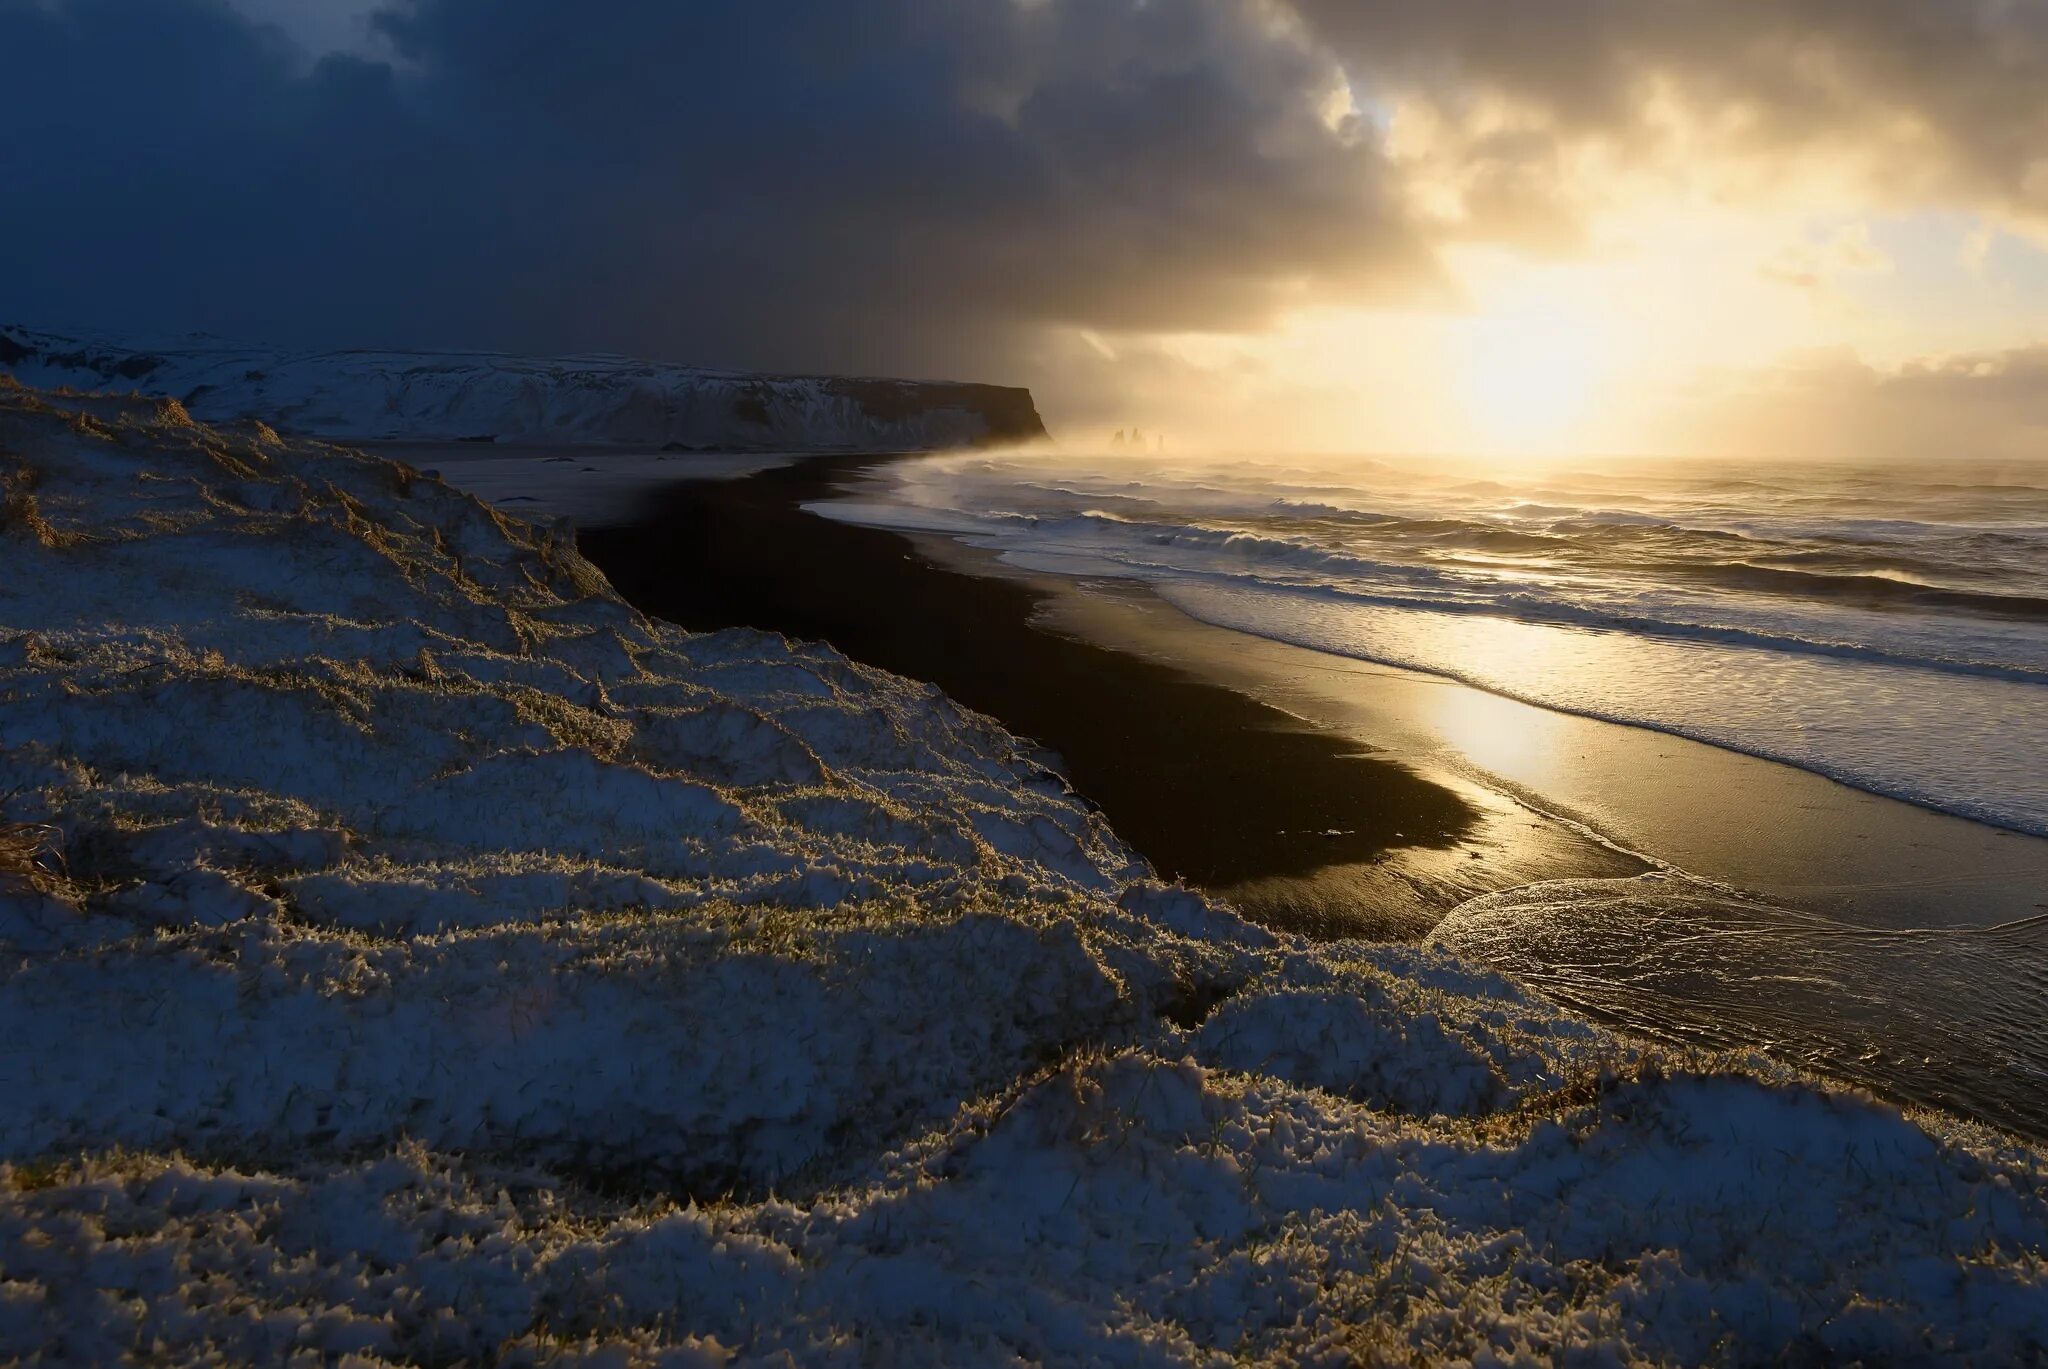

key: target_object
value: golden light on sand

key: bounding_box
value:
[1423,653,1566,790]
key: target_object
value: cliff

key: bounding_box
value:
[0,324,1049,450]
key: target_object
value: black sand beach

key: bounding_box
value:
[578,455,1644,935]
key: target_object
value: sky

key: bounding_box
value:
[6,0,2048,459]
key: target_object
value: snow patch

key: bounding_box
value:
[1,324,1048,452]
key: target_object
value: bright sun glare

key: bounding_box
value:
[1453,301,1611,452]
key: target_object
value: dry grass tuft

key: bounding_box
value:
[0,464,57,546]
[152,397,195,428]
[0,822,58,892]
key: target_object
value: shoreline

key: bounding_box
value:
[576,454,1648,937]
[1013,556,2048,931]
[579,451,2048,933]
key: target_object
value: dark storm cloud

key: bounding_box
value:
[0,0,1430,378]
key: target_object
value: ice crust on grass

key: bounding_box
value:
[1,381,2046,1364]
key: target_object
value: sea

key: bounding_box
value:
[821,448,2048,839]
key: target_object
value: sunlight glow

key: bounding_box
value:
[1054,203,2048,459]
[1453,300,1612,452]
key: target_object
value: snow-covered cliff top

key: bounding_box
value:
[0,324,1049,451]
[1,382,2045,1363]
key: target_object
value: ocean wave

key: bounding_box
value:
[946,506,2048,677]
[1512,505,1676,529]
[1149,574,2048,685]
[1669,561,2048,620]
[1156,580,2048,837]
[845,450,2048,835]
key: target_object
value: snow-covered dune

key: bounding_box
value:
[2,381,2046,1363]
[0,324,1049,450]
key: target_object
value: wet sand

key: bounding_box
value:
[1025,571,2048,930]
[578,456,1644,936]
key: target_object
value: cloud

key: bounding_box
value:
[0,0,1436,383]
[1296,0,2048,239]
[7,0,2048,454]
[225,0,380,55]
[1690,344,2048,462]
[1761,223,1893,293]
[1884,347,2048,423]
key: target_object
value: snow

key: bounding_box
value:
[0,324,1049,452]
[2,380,2047,1363]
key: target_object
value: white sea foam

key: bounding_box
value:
[820,450,2048,834]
